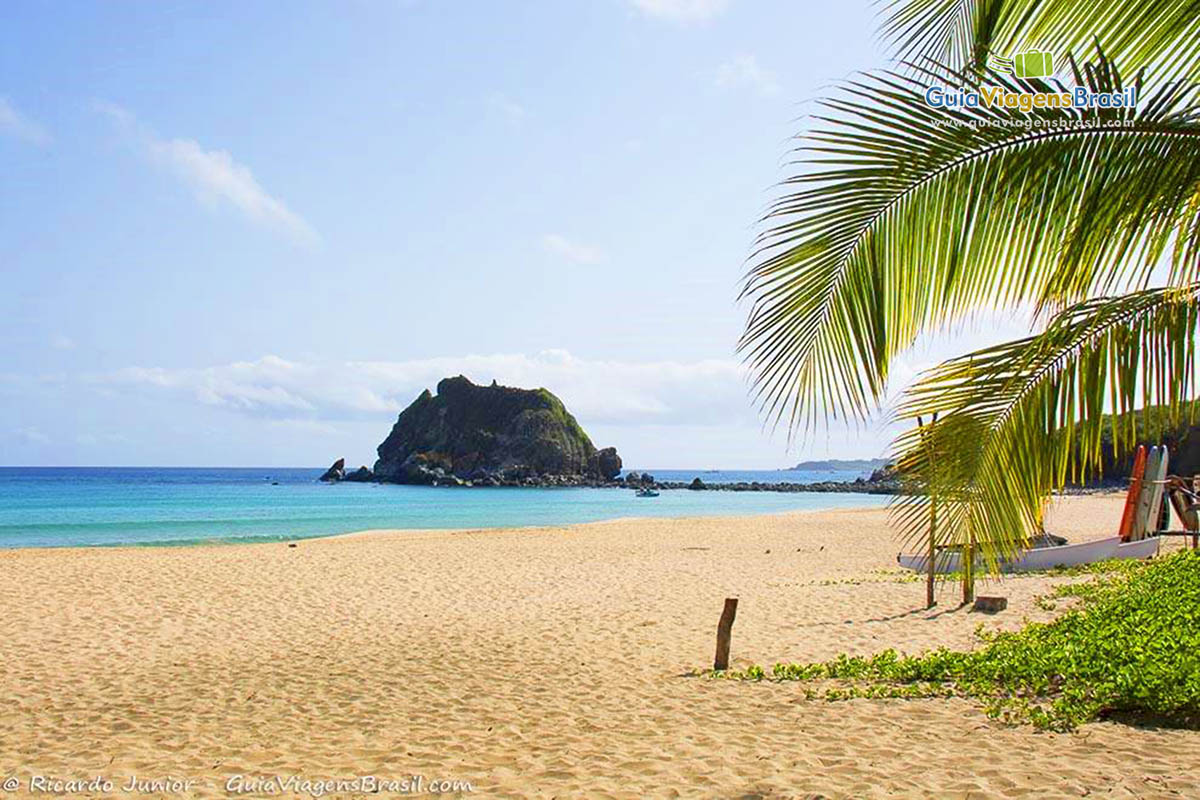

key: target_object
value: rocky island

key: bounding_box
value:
[319,375,900,493]
[323,376,622,487]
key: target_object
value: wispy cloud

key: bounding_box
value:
[76,431,129,447]
[12,427,50,445]
[630,0,729,22]
[540,233,604,265]
[0,97,50,145]
[50,334,76,351]
[715,54,779,96]
[93,350,755,428]
[486,92,526,126]
[94,101,318,246]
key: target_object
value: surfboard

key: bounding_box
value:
[1131,446,1162,541]
[1145,448,1170,536]
[1118,445,1147,542]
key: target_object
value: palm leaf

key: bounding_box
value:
[891,284,1200,566]
[879,0,1200,79]
[740,53,1200,433]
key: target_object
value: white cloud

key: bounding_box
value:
[630,0,728,22]
[13,427,49,445]
[50,334,76,350]
[94,350,756,429]
[487,92,525,125]
[715,54,779,96]
[0,97,50,145]
[540,233,604,265]
[95,101,318,245]
[76,432,129,447]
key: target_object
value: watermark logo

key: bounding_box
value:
[990,51,1055,79]
[925,47,1136,113]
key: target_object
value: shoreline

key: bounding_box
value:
[0,485,1127,554]
[0,502,890,555]
[1,495,1196,796]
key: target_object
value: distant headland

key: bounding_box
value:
[787,458,888,473]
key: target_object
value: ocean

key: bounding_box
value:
[0,467,890,549]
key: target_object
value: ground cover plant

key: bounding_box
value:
[710,552,1200,731]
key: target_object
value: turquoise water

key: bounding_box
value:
[0,467,890,549]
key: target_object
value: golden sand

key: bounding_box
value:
[0,494,1197,798]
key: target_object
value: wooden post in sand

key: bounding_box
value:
[963,532,975,605]
[713,598,738,671]
[918,414,938,609]
[927,499,938,609]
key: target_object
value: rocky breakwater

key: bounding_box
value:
[322,376,623,487]
[627,469,900,495]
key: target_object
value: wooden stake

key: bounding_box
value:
[927,502,937,609]
[919,414,938,609]
[713,598,738,671]
[963,532,975,605]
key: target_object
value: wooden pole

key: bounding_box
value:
[713,598,738,671]
[928,501,938,609]
[919,414,938,609]
[963,532,975,605]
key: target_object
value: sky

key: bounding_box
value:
[0,0,1031,469]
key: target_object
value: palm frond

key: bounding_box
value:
[879,0,1200,79]
[879,0,1006,72]
[891,284,1200,566]
[740,53,1200,433]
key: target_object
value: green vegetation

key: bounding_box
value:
[1075,401,1200,482]
[738,0,1200,577]
[373,376,621,481]
[708,552,1200,731]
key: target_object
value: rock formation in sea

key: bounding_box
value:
[371,376,623,487]
[344,466,375,482]
[319,458,346,482]
[320,376,904,493]
[319,458,374,483]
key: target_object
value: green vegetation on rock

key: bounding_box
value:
[1076,401,1200,482]
[372,376,621,485]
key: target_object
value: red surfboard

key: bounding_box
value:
[1119,445,1148,542]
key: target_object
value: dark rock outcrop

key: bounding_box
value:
[319,458,346,482]
[372,376,621,486]
[1084,424,1200,484]
[868,463,898,484]
[652,477,898,494]
[344,466,374,482]
[590,447,623,481]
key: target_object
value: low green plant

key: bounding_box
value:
[706,552,1200,730]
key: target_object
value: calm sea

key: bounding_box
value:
[0,467,889,549]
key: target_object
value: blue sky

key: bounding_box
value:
[0,0,1028,468]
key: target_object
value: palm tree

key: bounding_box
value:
[739,1,1200,589]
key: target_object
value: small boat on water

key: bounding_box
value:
[636,487,660,498]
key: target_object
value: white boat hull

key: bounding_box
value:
[897,535,1159,574]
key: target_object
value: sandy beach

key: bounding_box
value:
[1,494,1197,798]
